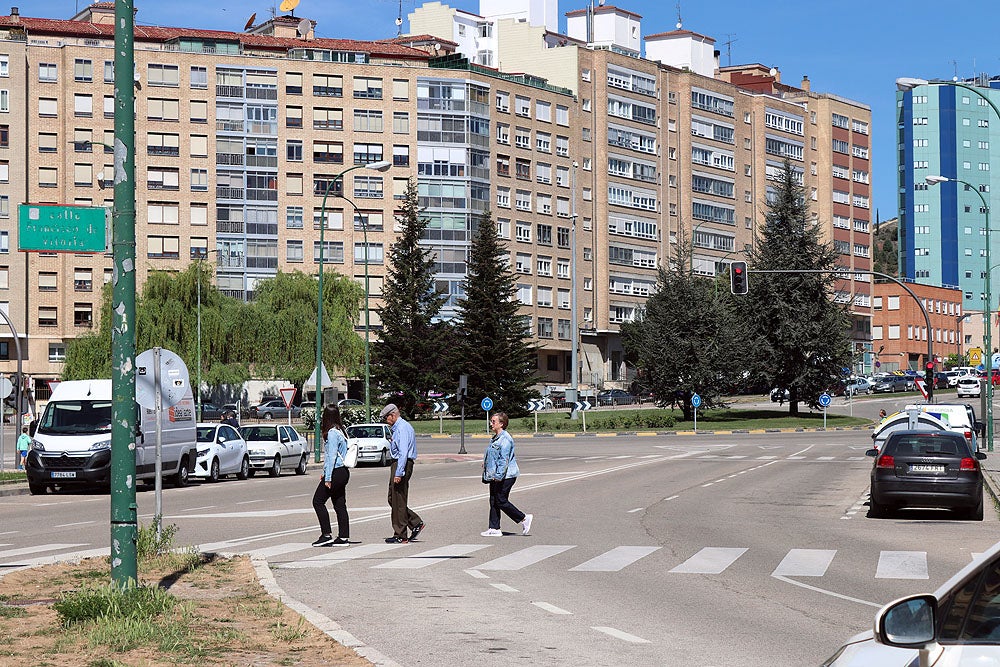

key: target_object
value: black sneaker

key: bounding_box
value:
[409,522,426,541]
[331,537,350,546]
[384,536,408,544]
[312,534,334,547]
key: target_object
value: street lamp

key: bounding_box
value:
[336,193,375,422]
[926,174,993,450]
[314,161,390,458]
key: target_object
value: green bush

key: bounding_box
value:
[135,517,178,560]
[54,582,176,627]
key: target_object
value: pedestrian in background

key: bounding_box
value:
[380,403,424,544]
[481,412,532,537]
[221,410,240,429]
[16,425,30,470]
[311,405,351,547]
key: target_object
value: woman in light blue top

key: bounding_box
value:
[481,412,533,537]
[311,405,350,546]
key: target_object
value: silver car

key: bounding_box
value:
[346,423,392,466]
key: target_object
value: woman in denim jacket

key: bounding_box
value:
[480,411,533,537]
[311,405,351,547]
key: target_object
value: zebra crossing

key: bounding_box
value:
[0,540,973,583]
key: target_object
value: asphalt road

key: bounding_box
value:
[2,429,998,666]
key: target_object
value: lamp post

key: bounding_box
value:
[569,161,579,417]
[336,193,374,422]
[927,174,992,450]
[314,161,390,457]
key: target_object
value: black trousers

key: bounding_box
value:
[313,466,350,538]
[489,477,525,529]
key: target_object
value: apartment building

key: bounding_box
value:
[871,281,963,371]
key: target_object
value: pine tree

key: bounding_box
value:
[741,161,852,415]
[371,179,449,417]
[454,210,539,416]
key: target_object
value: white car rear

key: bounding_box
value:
[956,376,981,398]
[240,424,308,477]
[345,423,392,466]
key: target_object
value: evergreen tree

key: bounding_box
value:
[740,161,852,414]
[454,210,539,416]
[621,236,736,421]
[371,179,449,417]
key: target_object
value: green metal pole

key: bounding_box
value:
[110,0,138,587]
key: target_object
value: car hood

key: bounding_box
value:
[826,629,916,665]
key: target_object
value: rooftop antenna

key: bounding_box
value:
[722,34,737,66]
[396,0,403,35]
[675,1,682,29]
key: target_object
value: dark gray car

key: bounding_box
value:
[873,375,912,393]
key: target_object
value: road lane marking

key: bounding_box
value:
[533,601,572,615]
[669,547,747,574]
[627,507,643,513]
[772,574,881,608]
[772,549,837,577]
[53,521,95,528]
[665,495,679,501]
[569,546,660,572]
[591,627,650,643]
[0,543,88,559]
[373,544,489,569]
[876,551,928,579]
[477,545,574,571]
[490,583,519,592]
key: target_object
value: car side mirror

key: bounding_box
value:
[876,595,937,649]
[865,448,878,457]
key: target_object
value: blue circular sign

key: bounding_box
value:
[818,392,831,407]
[481,396,493,411]
[691,393,702,408]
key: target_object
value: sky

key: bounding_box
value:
[31,1,1000,221]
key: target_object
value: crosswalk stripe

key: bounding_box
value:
[477,545,575,571]
[248,543,312,559]
[0,543,87,560]
[280,543,406,569]
[592,626,650,644]
[669,547,747,574]
[772,549,837,577]
[756,456,778,460]
[373,544,489,569]
[818,456,835,461]
[569,546,660,572]
[533,601,572,615]
[876,551,928,579]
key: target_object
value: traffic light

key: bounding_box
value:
[730,261,748,295]
[925,361,935,400]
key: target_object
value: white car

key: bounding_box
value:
[824,538,1000,665]
[956,375,982,398]
[346,423,392,466]
[239,424,309,477]
[194,423,249,482]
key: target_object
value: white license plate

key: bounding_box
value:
[50,471,77,479]
[910,464,945,473]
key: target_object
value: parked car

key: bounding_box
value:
[872,375,912,393]
[770,387,790,403]
[596,389,637,406]
[866,429,985,520]
[904,402,982,451]
[239,424,308,477]
[823,537,1000,665]
[194,423,249,482]
[843,377,873,396]
[198,402,226,421]
[933,371,951,389]
[250,399,301,420]
[957,375,982,398]
[345,423,392,466]
[976,369,1000,386]
[338,398,364,408]
[946,370,964,387]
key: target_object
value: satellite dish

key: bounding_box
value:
[297,17,311,37]
[244,12,256,30]
[279,0,300,12]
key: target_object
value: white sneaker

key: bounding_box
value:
[521,514,533,535]
[480,528,502,537]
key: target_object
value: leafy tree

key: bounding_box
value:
[371,179,449,417]
[453,210,539,416]
[739,161,853,414]
[621,238,736,421]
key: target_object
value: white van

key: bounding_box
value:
[904,402,983,451]
[25,379,198,495]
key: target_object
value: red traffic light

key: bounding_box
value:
[925,362,935,370]
[730,261,749,295]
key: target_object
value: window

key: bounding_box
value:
[313,241,344,263]
[38,167,57,187]
[537,287,553,307]
[147,63,180,87]
[353,142,383,164]
[39,98,58,117]
[190,169,208,191]
[537,317,553,338]
[536,100,551,122]
[147,98,179,121]
[393,112,409,134]
[515,221,531,242]
[353,76,383,99]
[39,272,58,292]
[190,66,207,89]
[515,252,531,274]
[287,139,303,162]
[496,91,510,112]
[0,266,7,290]
[286,239,304,263]
[74,303,93,328]
[286,105,302,128]
[392,79,409,100]
[313,140,343,164]
[148,236,180,258]
[313,73,343,97]
[39,306,57,327]
[313,107,343,130]
[38,63,57,82]
[354,109,384,132]
[517,284,532,305]
[353,175,383,198]
[515,95,530,116]
[0,55,6,77]
[190,100,208,123]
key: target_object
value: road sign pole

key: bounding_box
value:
[694,406,698,433]
[823,406,827,429]
[535,410,538,434]
[153,347,163,542]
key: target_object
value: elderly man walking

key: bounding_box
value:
[380,403,425,544]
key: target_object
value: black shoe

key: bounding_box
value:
[312,534,334,547]
[331,537,351,546]
[385,536,408,544]
[409,522,425,541]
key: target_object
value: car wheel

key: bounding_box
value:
[28,481,47,495]
[269,455,281,478]
[869,496,888,518]
[967,492,985,521]
[247,469,256,478]
[236,456,250,480]
[379,450,388,467]
[263,412,273,421]
[208,458,221,483]
[172,456,190,488]
[295,454,308,475]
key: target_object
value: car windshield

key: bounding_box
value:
[347,425,384,439]
[196,426,218,443]
[241,426,278,441]
[37,400,112,435]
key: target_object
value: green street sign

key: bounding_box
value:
[18,204,108,253]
